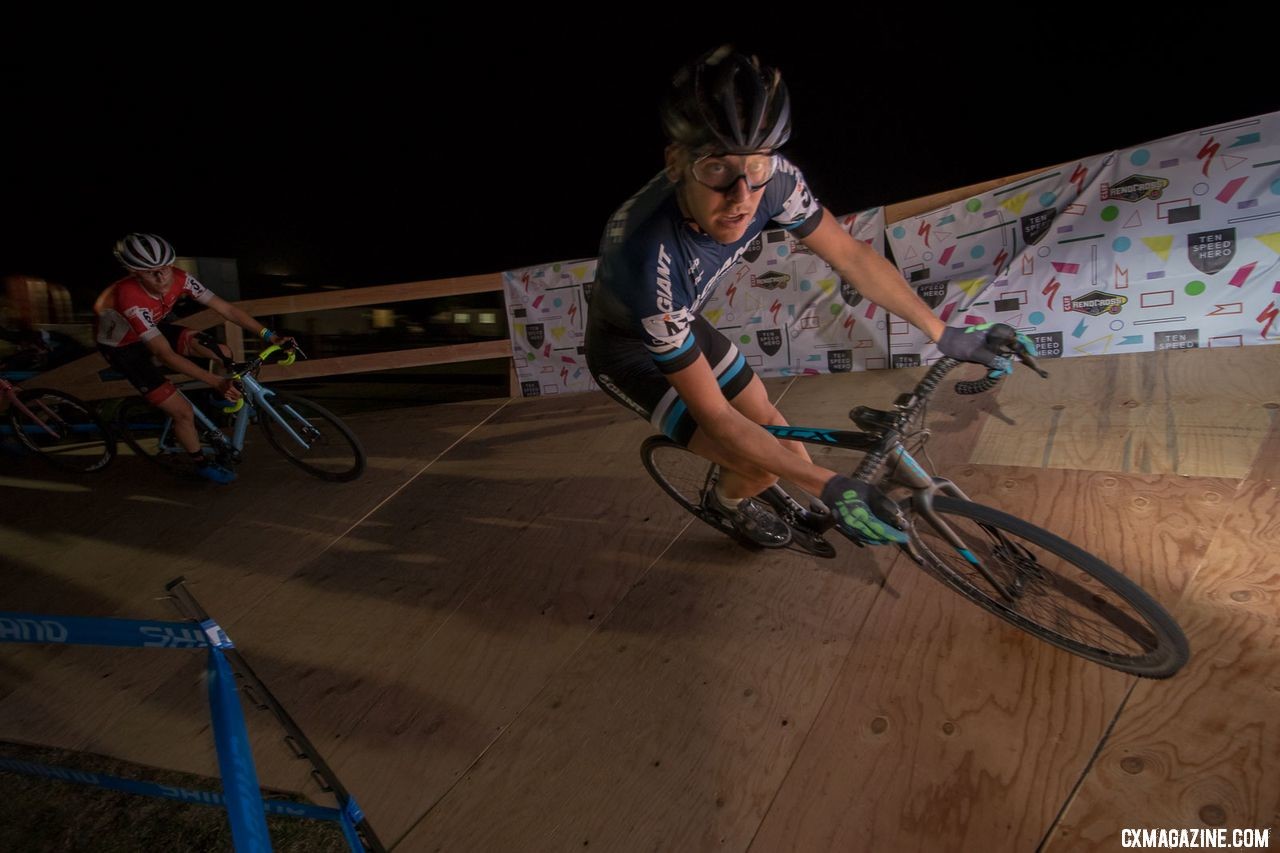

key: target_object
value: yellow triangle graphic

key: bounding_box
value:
[704,308,725,324]
[1255,232,1280,255]
[818,278,837,295]
[551,327,566,341]
[1141,236,1173,263]
[956,277,988,299]
[1073,333,1114,355]
[999,192,1031,216]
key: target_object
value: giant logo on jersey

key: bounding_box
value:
[1188,228,1235,275]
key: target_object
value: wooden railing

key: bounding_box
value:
[33,166,1056,402]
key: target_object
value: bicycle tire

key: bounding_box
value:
[8,388,115,473]
[640,435,767,549]
[257,392,365,482]
[903,495,1189,678]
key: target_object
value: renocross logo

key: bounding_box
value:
[1063,290,1128,316]
[1102,175,1170,202]
[1121,827,1271,848]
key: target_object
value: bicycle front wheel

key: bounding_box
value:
[8,388,115,473]
[257,392,365,482]
[904,495,1188,678]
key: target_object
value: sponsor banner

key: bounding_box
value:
[884,110,1280,362]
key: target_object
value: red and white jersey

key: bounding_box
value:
[95,269,215,347]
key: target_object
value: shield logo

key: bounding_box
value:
[757,328,783,356]
[520,381,541,397]
[742,235,764,263]
[581,279,595,303]
[916,281,947,309]
[1021,209,1057,245]
[839,279,863,308]
[1187,229,1235,275]
[526,323,545,348]
[827,349,853,373]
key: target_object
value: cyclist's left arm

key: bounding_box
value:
[203,294,294,347]
[798,209,945,342]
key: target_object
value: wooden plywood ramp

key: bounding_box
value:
[1,345,1277,850]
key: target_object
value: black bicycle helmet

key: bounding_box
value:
[660,45,792,153]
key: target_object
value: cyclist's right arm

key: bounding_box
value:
[142,335,236,399]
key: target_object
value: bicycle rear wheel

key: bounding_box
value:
[640,435,763,549]
[8,388,115,473]
[903,495,1188,678]
[112,396,183,467]
[257,392,365,482]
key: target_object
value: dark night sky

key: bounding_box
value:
[4,19,1275,300]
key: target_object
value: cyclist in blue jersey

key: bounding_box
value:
[586,46,1026,548]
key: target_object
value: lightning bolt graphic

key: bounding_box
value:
[1197,136,1220,178]
[1042,277,1061,309]
[1070,163,1088,196]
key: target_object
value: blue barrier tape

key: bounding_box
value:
[0,612,211,649]
[207,647,272,852]
[199,617,235,649]
[0,757,344,821]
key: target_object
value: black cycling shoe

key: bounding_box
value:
[702,490,792,549]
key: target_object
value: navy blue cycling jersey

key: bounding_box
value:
[588,155,823,374]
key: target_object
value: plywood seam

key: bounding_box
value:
[1036,679,1138,853]
[387,515,699,850]
[231,399,512,626]
[746,552,913,852]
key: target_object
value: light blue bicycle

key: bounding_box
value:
[111,343,365,482]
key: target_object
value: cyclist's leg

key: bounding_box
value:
[100,340,200,454]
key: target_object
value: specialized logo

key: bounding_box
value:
[1101,175,1169,203]
[1021,209,1057,245]
[751,272,790,290]
[756,328,782,356]
[525,323,545,348]
[1187,228,1235,275]
[1063,290,1128,316]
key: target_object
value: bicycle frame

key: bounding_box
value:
[2,380,78,439]
[151,374,317,460]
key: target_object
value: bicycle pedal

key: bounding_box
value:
[788,527,837,559]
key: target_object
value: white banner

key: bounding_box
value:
[885,111,1280,363]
